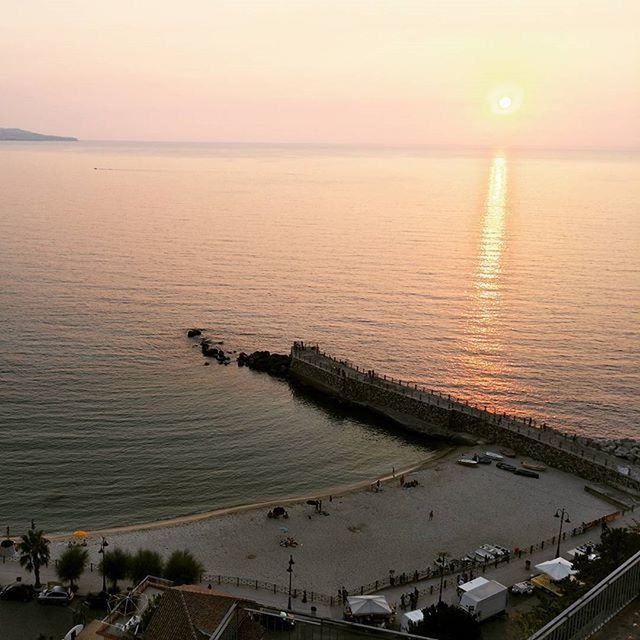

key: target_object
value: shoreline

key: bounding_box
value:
[48,446,457,541]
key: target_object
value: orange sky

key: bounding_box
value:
[2,0,639,148]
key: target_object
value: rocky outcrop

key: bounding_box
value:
[200,340,231,364]
[187,328,202,338]
[237,351,291,378]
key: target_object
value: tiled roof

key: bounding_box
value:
[145,586,263,640]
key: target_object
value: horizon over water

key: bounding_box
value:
[1,141,638,532]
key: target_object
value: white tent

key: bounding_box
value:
[399,609,423,632]
[347,595,392,616]
[458,577,490,593]
[534,557,577,582]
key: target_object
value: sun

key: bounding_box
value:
[489,86,523,116]
[498,95,512,111]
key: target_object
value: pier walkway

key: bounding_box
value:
[290,343,640,489]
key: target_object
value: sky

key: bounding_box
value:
[2,0,639,148]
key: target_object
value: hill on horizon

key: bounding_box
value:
[0,128,77,142]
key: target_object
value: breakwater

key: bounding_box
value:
[290,343,640,494]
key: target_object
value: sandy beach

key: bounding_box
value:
[42,447,617,595]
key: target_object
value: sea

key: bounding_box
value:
[0,142,638,533]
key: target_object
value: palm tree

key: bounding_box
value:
[18,529,50,588]
[56,546,89,589]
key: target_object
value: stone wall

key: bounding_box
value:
[290,354,640,495]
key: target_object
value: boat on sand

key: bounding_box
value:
[457,458,479,467]
[522,462,546,472]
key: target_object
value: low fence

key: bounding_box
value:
[200,508,636,612]
[528,549,640,640]
[202,573,336,606]
[344,509,633,599]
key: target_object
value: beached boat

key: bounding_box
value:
[484,451,504,461]
[514,468,539,479]
[500,448,517,458]
[522,462,546,472]
[457,458,479,467]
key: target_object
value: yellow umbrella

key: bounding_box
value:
[73,530,88,539]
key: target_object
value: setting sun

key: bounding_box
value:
[489,86,523,116]
[498,96,512,110]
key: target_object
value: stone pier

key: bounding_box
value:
[290,343,640,494]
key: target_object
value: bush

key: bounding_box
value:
[129,549,164,585]
[163,549,204,585]
[100,548,131,590]
[411,602,481,640]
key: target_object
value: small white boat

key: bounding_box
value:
[484,451,504,461]
[457,458,479,467]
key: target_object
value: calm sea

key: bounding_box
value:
[0,142,638,532]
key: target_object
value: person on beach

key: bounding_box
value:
[400,593,406,610]
[376,479,381,491]
[429,510,434,520]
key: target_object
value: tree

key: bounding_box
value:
[411,602,481,640]
[100,548,131,591]
[56,545,89,589]
[129,549,164,585]
[163,550,204,585]
[572,527,640,588]
[18,529,50,588]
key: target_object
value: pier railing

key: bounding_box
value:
[290,344,640,487]
[527,549,640,640]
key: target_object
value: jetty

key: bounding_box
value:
[290,343,640,493]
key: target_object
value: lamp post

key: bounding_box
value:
[435,552,449,604]
[554,508,570,558]
[287,555,295,610]
[98,536,109,592]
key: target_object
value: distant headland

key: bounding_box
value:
[0,127,77,142]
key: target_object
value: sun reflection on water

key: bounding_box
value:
[462,154,510,402]
[477,154,507,308]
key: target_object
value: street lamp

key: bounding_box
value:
[435,552,449,604]
[98,536,109,592]
[554,508,570,558]
[286,555,295,610]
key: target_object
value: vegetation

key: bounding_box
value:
[513,525,640,639]
[163,549,204,585]
[571,525,640,588]
[56,545,89,589]
[18,530,50,588]
[100,548,131,591]
[411,602,481,640]
[129,549,164,584]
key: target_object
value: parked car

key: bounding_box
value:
[480,544,505,558]
[0,582,35,602]
[473,548,496,563]
[37,586,74,606]
[511,581,534,595]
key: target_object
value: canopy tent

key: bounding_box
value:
[399,609,423,632]
[347,595,392,616]
[535,557,577,582]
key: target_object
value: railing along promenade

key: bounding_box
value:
[528,549,640,640]
[290,344,640,489]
